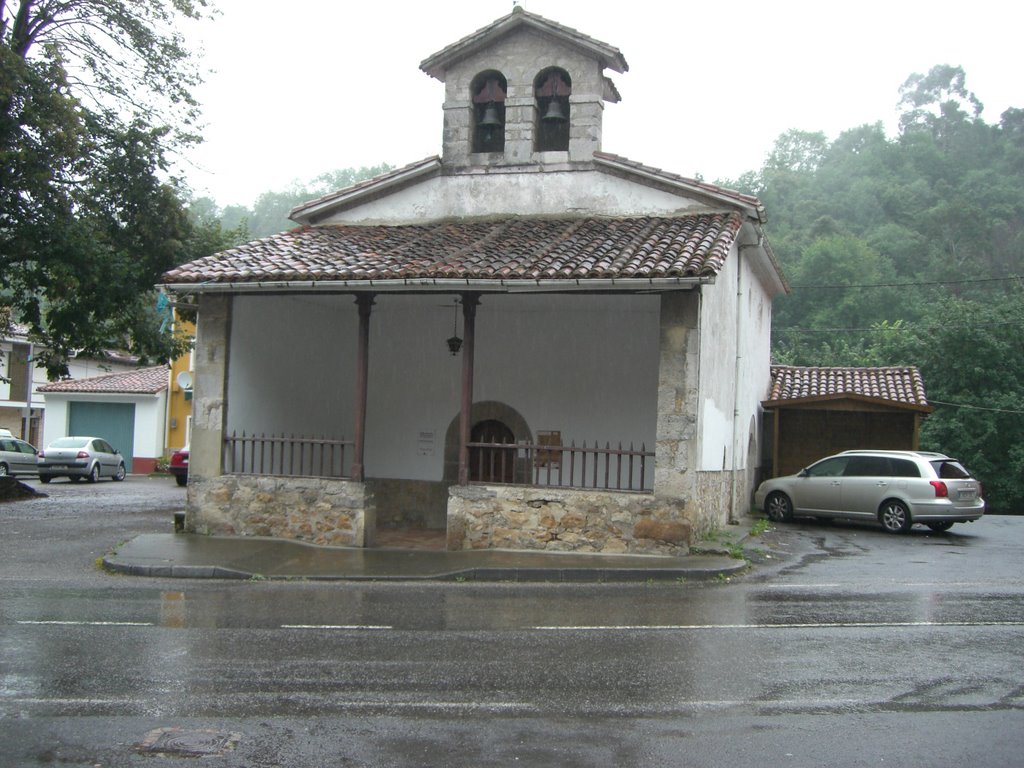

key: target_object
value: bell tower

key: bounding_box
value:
[419,7,627,170]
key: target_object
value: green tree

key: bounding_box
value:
[898,65,983,144]
[220,165,395,239]
[772,234,902,364]
[864,292,1024,513]
[0,0,212,376]
[755,65,1024,510]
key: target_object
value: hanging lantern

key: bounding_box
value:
[446,299,462,355]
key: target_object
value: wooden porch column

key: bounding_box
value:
[457,293,480,485]
[351,293,375,482]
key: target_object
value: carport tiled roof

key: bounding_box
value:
[764,366,931,411]
[37,365,168,395]
[160,213,744,286]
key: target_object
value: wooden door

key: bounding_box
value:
[470,419,515,483]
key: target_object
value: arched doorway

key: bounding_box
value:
[442,401,532,485]
[469,419,515,483]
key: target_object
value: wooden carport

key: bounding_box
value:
[762,366,934,478]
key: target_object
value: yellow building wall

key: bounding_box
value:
[166,317,195,451]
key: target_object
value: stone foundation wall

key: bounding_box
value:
[447,485,691,556]
[186,475,373,547]
[368,478,448,529]
[689,471,735,537]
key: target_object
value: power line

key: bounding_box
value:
[775,319,1024,334]
[929,403,1024,415]
[789,275,1022,290]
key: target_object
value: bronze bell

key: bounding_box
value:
[479,103,502,127]
[542,99,567,123]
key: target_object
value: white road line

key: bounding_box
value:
[16,620,154,627]
[761,583,843,588]
[763,582,1008,588]
[533,621,1024,630]
[7,697,534,712]
[280,624,393,630]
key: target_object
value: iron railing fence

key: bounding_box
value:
[224,432,353,479]
[223,432,654,491]
[467,439,654,492]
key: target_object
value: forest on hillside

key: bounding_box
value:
[199,66,1022,513]
[722,65,1023,513]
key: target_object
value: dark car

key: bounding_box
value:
[169,446,189,487]
[37,436,126,484]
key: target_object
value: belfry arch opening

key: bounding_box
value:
[534,67,571,152]
[471,70,507,153]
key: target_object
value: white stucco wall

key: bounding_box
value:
[695,238,775,474]
[226,293,661,482]
[317,169,714,226]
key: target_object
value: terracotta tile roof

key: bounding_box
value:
[38,365,168,395]
[161,213,743,286]
[765,366,931,411]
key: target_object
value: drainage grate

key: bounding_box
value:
[136,728,241,757]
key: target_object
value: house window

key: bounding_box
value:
[534,68,571,152]
[471,71,506,153]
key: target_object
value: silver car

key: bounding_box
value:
[754,450,984,533]
[0,437,39,477]
[37,436,127,484]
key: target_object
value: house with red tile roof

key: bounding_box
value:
[37,366,170,474]
[158,8,788,553]
[1,325,145,447]
[763,366,933,478]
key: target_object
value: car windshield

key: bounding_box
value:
[50,437,90,449]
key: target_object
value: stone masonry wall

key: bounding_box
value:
[441,25,606,168]
[186,475,373,547]
[447,485,691,556]
[690,470,734,539]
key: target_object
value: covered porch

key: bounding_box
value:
[183,288,700,555]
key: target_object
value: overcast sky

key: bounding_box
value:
[182,0,1020,208]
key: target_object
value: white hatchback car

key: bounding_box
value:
[754,450,985,533]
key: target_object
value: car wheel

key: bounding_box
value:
[879,500,912,534]
[39,475,51,484]
[175,474,188,487]
[113,463,126,482]
[0,462,8,477]
[86,464,99,484]
[765,492,794,522]
[927,521,955,532]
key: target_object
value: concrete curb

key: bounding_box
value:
[102,532,754,583]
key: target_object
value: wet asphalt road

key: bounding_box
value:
[1,477,1023,767]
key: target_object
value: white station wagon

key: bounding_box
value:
[754,450,985,533]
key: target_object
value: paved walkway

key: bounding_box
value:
[104,524,754,582]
